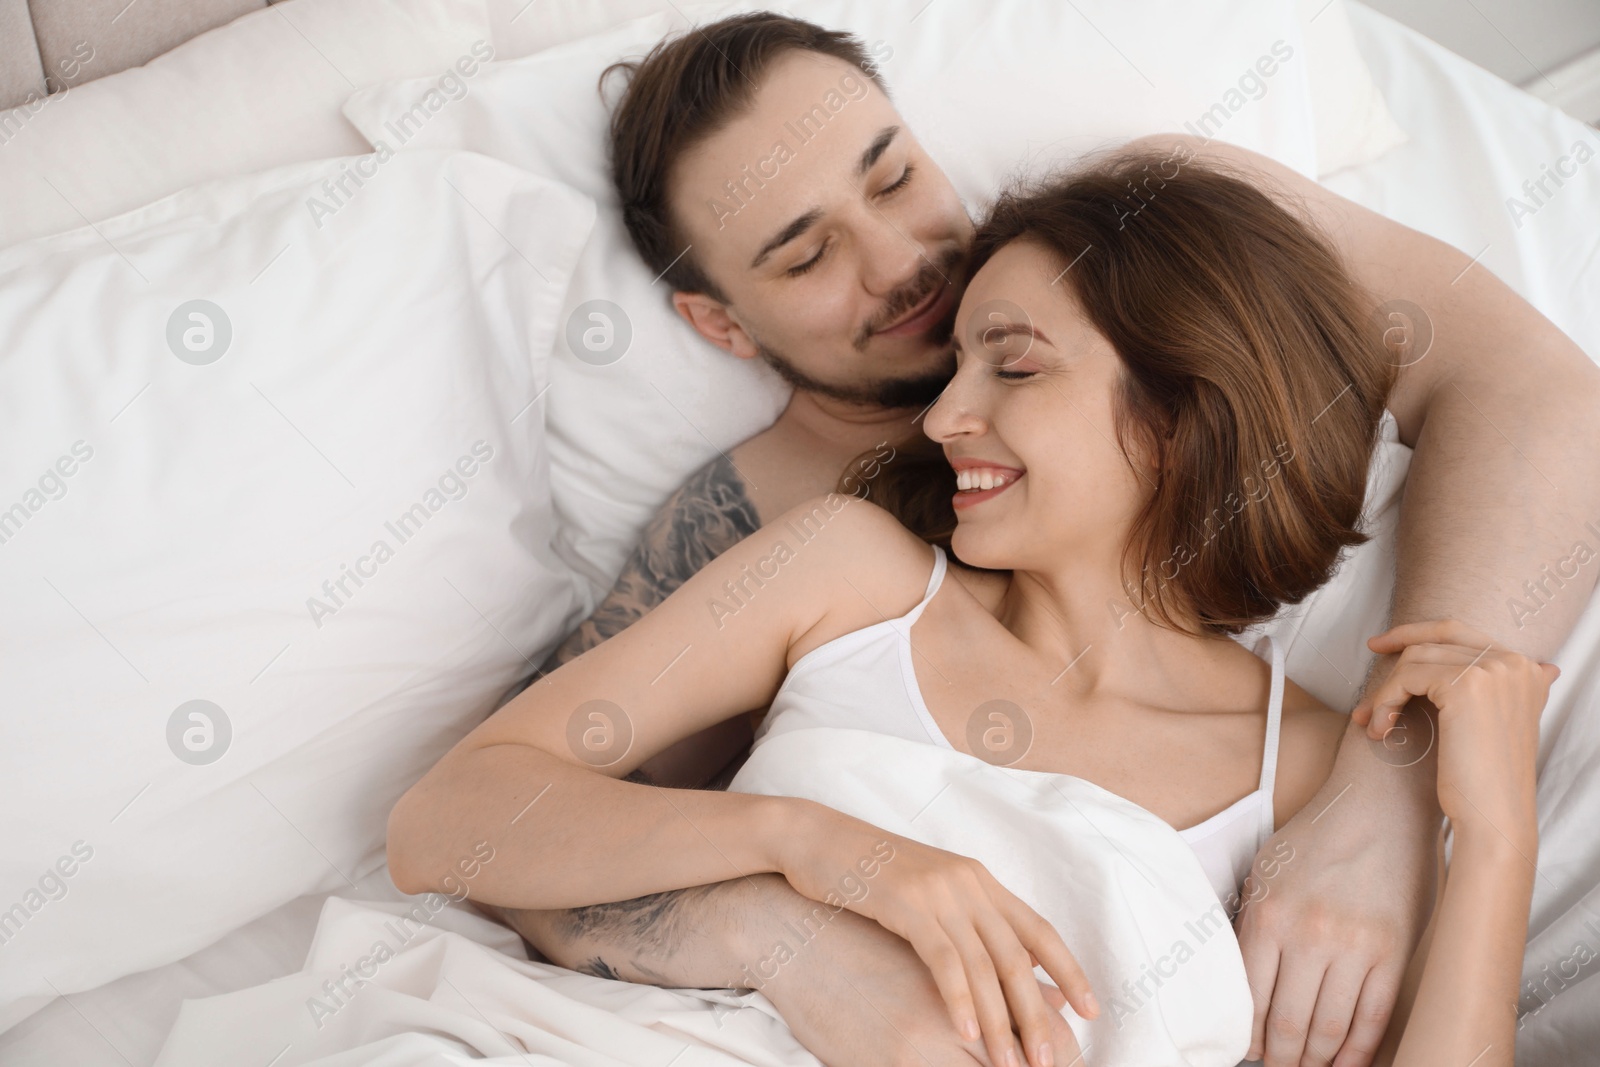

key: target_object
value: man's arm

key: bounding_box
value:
[537,453,763,790]
[1138,134,1600,1067]
[544,453,762,670]
[498,883,745,985]
[493,452,764,978]
[494,874,1083,1067]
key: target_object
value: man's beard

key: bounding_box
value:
[756,341,955,409]
[752,246,964,409]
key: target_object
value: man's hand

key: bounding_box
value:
[1235,691,1440,1067]
[504,872,1083,1067]
[757,888,1083,1067]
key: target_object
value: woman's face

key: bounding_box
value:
[925,240,1157,575]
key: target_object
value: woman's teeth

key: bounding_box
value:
[956,468,1020,492]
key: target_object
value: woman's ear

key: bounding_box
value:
[671,291,759,360]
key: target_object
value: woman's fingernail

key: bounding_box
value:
[1085,992,1100,1016]
[1038,1042,1055,1067]
[962,1018,979,1041]
[1005,1048,1020,1067]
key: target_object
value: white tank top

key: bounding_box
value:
[753,543,1285,908]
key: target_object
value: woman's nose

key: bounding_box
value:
[924,372,987,442]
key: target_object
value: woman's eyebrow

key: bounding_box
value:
[973,320,1054,347]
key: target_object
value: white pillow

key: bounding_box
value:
[1299,0,1409,175]
[0,150,594,1008]
[0,0,492,250]
[483,0,1407,179]
[486,0,669,59]
[343,0,1321,597]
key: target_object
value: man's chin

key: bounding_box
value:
[757,344,952,410]
[869,370,951,410]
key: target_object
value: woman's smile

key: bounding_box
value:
[952,467,1024,509]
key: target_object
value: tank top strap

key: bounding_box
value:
[1253,632,1286,837]
[899,543,948,627]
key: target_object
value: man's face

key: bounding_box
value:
[669,50,973,409]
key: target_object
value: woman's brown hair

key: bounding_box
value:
[840,145,1396,637]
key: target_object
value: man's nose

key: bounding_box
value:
[855,212,927,297]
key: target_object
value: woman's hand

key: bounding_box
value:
[1354,619,1558,840]
[777,806,1097,1067]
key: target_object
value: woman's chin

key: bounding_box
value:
[949,529,1009,572]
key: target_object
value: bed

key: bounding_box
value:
[1,1,1596,1064]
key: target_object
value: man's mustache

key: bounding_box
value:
[854,247,965,351]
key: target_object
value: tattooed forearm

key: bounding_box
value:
[506,881,743,987]
[576,956,623,981]
[559,884,720,963]
[499,458,765,985]
[540,454,761,672]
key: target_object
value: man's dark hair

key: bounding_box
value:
[604,13,887,301]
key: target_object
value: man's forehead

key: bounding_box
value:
[745,48,879,105]
[669,50,906,256]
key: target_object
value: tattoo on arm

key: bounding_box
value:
[556,882,731,986]
[503,459,763,984]
[577,956,623,981]
[540,454,761,673]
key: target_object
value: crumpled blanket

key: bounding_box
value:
[154,894,824,1067]
[154,725,1250,1067]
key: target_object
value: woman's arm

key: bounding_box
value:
[391,493,1099,1067]
[1392,827,1535,1067]
[1350,619,1555,1067]
[386,493,871,906]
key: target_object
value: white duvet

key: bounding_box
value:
[154,727,1250,1067]
[731,728,1255,1066]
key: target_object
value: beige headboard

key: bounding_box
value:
[0,0,273,110]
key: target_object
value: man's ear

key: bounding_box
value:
[672,291,759,361]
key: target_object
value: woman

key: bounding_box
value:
[388,151,1550,1067]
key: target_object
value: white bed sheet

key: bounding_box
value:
[4,4,1598,1065]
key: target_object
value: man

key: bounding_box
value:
[480,14,1600,1067]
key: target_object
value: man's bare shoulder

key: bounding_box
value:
[540,452,762,671]
[612,452,763,603]
[728,409,920,520]
[1112,133,1328,228]
[1117,131,1430,282]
